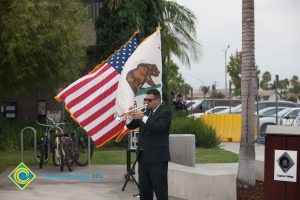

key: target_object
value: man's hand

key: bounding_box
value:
[132,111,144,120]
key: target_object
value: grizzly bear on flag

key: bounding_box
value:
[126,63,160,94]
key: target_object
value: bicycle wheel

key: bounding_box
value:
[39,139,46,169]
[58,141,64,171]
[75,137,93,166]
[61,137,74,172]
[52,139,60,166]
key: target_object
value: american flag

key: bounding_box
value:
[55,33,139,148]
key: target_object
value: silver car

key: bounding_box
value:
[259,107,300,135]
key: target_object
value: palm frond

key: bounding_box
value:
[162,0,201,66]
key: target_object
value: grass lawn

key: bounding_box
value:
[196,148,238,163]
[0,147,238,173]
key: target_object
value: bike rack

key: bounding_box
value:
[20,127,40,163]
[88,136,91,167]
[21,124,93,167]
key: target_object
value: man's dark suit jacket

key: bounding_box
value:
[127,105,171,163]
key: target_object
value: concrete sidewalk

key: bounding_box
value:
[0,143,264,199]
[0,164,183,200]
[220,142,265,160]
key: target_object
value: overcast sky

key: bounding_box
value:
[173,0,300,90]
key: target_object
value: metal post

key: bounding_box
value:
[88,136,91,167]
[223,45,230,98]
[256,78,260,141]
[229,81,232,114]
[275,75,279,125]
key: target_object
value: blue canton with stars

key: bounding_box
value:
[107,34,139,74]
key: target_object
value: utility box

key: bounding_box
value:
[264,125,300,200]
[2,102,17,119]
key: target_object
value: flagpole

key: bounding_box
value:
[157,22,161,31]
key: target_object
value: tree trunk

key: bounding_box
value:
[237,0,256,187]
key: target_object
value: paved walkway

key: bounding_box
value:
[220,142,265,160]
[0,164,182,200]
[0,143,264,200]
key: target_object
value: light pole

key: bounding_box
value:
[197,78,204,86]
[223,45,230,98]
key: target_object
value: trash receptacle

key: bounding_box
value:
[264,125,300,200]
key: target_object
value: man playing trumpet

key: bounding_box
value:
[126,89,172,200]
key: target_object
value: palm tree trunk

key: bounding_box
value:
[237,0,256,187]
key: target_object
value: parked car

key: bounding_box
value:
[256,107,288,118]
[259,107,300,135]
[205,106,230,114]
[185,99,202,113]
[188,106,230,118]
[218,100,300,114]
[186,99,241,114]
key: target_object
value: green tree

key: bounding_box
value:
[161,0,200,66]
[260,71,272,90]
[102,0,200,66]
[290,75,299,87]
[95,0,146,61]
[237,0,256,187]
[227,51,242,96]
[201,86,210,103]
[96,0,200,102]
[182,83,192,96]
[288,75,300,93]
[166,60,186,94]
[0,0,91,96]
[227,51,260,96]
[278,78,290,93]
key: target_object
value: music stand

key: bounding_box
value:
[122,150,139,191]
[122,130,139,191]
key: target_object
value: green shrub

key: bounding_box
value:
[0,120,45,151]
[170,112,221,148]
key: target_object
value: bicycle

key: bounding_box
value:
[37,118,72,171]
[64,121,94,167]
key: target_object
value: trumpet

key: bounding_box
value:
[114,104,148,122]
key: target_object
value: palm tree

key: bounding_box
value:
[201,86,210,112]
[260,71,271,90]
[278,78,290,93]
[290,75,299,87]
[104,0,200,66]
[161,1,200,66]
[237,0,256,187]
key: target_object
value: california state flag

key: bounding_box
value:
[115,29,162,114]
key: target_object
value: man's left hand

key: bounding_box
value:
[132,112,144,120]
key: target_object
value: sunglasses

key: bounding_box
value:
[144,98,157,103]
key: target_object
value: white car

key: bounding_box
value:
[188,106,229,118]
[259,107,300,135]
[256,107,287,118]
[186,99,203,113]
[219,100,300,114]
[293,114,300,126]
[204,106,230,114]
[217,104,242,114]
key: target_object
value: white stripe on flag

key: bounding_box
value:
[64,66,114,104]
[84,106,116,132]
[91,119,120,141]
[57,64,108,98]
[69,74,120,114]
[76,92,117,122]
